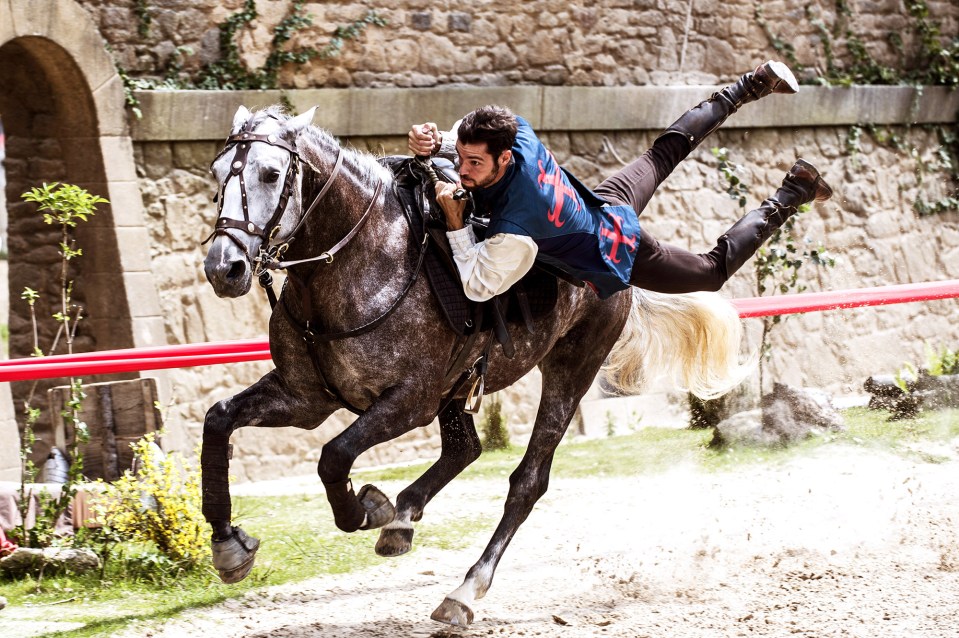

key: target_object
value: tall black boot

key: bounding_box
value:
[660,60,800,151]
[721,159,833,279]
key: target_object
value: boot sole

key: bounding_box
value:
[761,60,799,94]
[794,158,833,202]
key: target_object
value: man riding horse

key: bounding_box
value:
[407,61,833,301]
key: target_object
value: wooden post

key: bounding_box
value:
[48,378,162,481]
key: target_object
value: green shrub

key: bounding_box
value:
[480,394,510,451]
[93,433,208,569]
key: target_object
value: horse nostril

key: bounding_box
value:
[226,260,247,281]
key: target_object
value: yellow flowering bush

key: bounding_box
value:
[94,432,209,568]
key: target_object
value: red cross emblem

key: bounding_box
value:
[600,213,637,263]
[537,156,580,228]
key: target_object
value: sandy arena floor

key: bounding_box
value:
[105,439,959,638]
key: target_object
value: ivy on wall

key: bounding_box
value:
[118,2,387,113]
[757,0,958,215]
[756,0,958,88]
[133,0,151,38]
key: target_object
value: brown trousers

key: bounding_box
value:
[594,135,728,294]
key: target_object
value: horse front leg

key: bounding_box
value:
[202,370,336,583]
[317,383,440,535]
[376,399,482,557]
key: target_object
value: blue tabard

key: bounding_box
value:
[476,117,641,299]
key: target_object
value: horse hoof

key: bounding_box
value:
[375,526,414,557]
[357,484,396,530]
[212,526,260,584]
[430,597,474,627]
[217,557,256,584]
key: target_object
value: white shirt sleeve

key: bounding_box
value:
[435,120,462,161]
[446,227,539,302]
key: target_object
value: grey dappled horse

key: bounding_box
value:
[201,105,746,626]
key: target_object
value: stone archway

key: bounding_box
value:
[0,0,166,479]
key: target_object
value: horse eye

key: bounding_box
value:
[263,169,281,184]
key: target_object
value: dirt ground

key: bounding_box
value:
[114,441,959,638]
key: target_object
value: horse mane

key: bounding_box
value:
[244,105,393,186]
[296,123,394,186]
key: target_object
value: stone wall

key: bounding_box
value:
[135,115,959,481]
[74,1,958,90]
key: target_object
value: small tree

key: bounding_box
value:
[12,183,106,549]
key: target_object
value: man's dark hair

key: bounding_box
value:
[457,105,518,158]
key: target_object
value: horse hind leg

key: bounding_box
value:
[431,310,624,626]
[376,399,482,557]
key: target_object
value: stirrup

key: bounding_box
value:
[464,373,485,414]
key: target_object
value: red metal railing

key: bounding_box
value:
[1,279,958,383]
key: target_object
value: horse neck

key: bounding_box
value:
[286,150,411,323]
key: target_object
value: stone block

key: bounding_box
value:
[130,315,168,349]
[140,142,174,180]
[113,227,154,272]
[172,141,219,171]
[121,271,164,316]
[94,135,137,183]
[410,11,431,30]
[92,75,131,138]
[449,12,472,32]
[101,179,148,228]
[0,0,14,44]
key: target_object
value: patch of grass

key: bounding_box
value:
[359,407,959,481]
[550,427,712,478]
[700,407,959,472]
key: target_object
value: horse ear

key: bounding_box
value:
[286,107,317,134]
[231,105,252,134]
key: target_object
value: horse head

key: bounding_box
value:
[204,105,316,298]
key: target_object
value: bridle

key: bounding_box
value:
[203,126,302,267]
[202,119,378,278]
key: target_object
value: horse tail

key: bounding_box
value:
[603,289,754,400]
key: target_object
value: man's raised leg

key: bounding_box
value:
[660,60,799,151]
[596,61,799,215]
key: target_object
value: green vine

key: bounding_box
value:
[758,0,958,215]
[712,148,837,388]
[195,0,268,90]
[118,3,387,116]
[134,0,152,38]
[757,0,958,87]
[318,10,389,59]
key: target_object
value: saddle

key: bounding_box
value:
[380,156,569,355]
